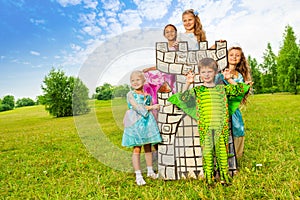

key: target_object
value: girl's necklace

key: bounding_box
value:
[230,70,238,78]
[134,89,144,95]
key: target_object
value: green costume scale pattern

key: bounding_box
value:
[168,83,250,184]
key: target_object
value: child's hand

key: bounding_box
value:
[174,41,179,50]
[186,71,195,84]
[146,104,160,111]
[245,81,253,85]
[143,66,156,73]
[142,68,149,73]
[222,68,231,80]
[152,104,160,110]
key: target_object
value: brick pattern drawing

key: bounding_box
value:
[156,41,237,180]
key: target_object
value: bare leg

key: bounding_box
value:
[132,146,141,171]
[132,146,146,185]
[144,144,152,167]
[144,144,158,179]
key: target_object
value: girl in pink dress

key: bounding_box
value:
[143,24,177,105]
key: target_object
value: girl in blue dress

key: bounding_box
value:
[224,44,252,158]
[122,70,162,185]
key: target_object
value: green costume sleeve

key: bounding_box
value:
[167,89,198,120]
[225,83,250,115]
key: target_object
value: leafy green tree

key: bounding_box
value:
[41,68,90,117]
[113,84,130,98]
[277,25,300,93]
[248,56,262,93]
[36,95,46,105]
[72,77,90,115]
[16,98,35,107]
[95,83,113,100]
[0,104,12,112]
[0,95,15,111]
[261,43,278,93]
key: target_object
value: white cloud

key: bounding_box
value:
[100,0,123,12]
[204,0,300,62]
[98,49,155,86]
[164,0,300,63]
[118,9,142,32]
[30,18,46,26]
[107,22,123,36]
[78,12,97,26]
[82,25,102,37]
[71,43,82,51]
[97,17,108,28]
[133,0,172,20]
[60,0,300,80]
[83,0,98,9]
[106,17,117,23]
[30,51,40,56]
[78,12,103,37]
[105,10,118,18]
[56,0,81,7]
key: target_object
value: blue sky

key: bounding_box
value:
[1,0,299,100]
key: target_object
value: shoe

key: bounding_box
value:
[136,176,146,186]
[147,172,159,179]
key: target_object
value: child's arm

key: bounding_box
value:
[145,104,160,111]
[143,66,157,73]
[167,71,197,120]
[127,92,149,117]
[183,71,195,91]
[144,94,160,111]
[222,68,237,85]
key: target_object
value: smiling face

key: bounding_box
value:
[164,25,177,42]
[228,49,242,66]
[130,72,145,91]
[198,58,218,85]
[199,66,217,84]
[182,13,195,33]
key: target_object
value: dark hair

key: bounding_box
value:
[163,24,177,35]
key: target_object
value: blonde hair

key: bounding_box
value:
[182,9,207,42]
[130,70,145,81]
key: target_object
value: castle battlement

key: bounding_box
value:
[156,41,237,180]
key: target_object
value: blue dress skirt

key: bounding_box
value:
[122,91,162,147]
[218,72,246,137]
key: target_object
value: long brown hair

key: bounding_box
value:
[228,46,252,104]
[228,46,252,82]
[182,9,206,42]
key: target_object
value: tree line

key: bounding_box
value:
[248,25,299,94]
[1,25,299,115]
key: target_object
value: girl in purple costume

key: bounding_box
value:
[143,24,177,105]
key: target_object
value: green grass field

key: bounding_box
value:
[0,94,299,199]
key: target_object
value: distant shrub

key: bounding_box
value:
[16,98,36,107]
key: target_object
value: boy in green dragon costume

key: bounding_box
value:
[168,58,250,184]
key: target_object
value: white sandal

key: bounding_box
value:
[136,176,146,186]
[147,172,159,179]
